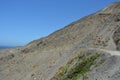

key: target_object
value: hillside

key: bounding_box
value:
[0,2,120,80]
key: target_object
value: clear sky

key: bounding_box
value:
[0,0,119,46]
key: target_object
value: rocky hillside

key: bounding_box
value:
[0,2,120,80]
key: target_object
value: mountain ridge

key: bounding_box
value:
[0,2,120,80]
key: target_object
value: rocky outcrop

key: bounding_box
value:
[113,27,120,50]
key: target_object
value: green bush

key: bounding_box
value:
[51,52,100,80]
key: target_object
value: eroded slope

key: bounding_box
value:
[0,2,120,80]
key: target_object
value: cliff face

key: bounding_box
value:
[0,2,120,80]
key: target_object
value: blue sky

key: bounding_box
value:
[0,0,119,46]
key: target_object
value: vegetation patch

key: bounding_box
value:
[51,52,100,80]
[114,36,120,44]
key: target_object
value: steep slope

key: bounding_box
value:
[0,2,120,80]
[25,2,120,51]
